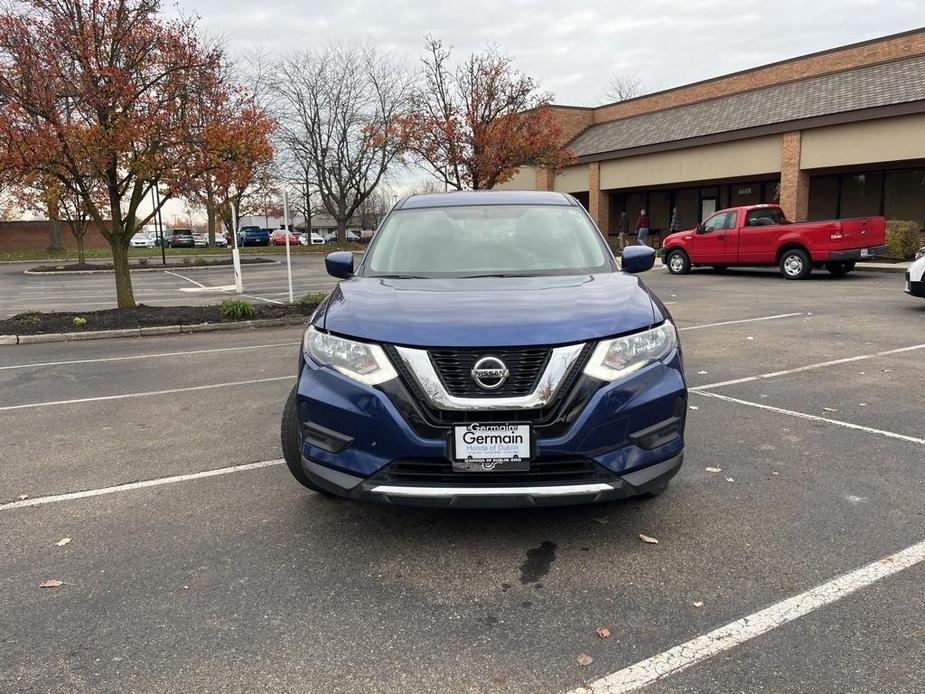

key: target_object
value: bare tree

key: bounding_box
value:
[356,187,391,230]
[604,71,646,102]
[274,44,413,242]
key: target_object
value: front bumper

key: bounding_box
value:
[906,271,925,298]
[829,244,889,261]
[293,346,687,507]
[302,453,682,508]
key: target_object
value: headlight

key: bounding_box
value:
[303,326,397,385]
[915,247,925,261]
[583,322,677,382]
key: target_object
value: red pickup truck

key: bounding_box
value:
[662,204,887,279]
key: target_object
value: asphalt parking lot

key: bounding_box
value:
[0,254,341,319]
[1,266,923,694]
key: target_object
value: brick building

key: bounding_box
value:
[497,29,925,244]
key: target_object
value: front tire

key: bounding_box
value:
[665,249,691,275]
[825,260,855,277]
[281,385,333,495]
[779,248,812,280]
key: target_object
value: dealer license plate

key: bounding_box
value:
[452,423,531,472]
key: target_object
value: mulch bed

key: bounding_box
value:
[30,257,275,272]
[1,302,317,336]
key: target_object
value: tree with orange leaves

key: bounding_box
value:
[0,0,236,307]
[406,37,574,190]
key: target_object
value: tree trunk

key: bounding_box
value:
[76,230,85,265]
[336,218,347,244]
[206,205,216,246]
[47,219,64,252]
[47,196,65,252]
[110,235,136,308]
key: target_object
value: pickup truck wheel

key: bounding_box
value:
[780,248,812,280]
[665,249,691,275]
[825,261,855,277]
[281,385,334,496]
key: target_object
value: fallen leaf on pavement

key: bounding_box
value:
[577,654,594,667]
[689,405,698,411]
[705,467,722,473]
[746,336,755,341]
[725,477,735,482]
[697,370,708,375]
[639,534,659,544]
[693,601,704,608]
[596,627,611,639]
[55,538,71,547]
[822,407,838,412]
[39,580,63,588]
[17,494,29,501]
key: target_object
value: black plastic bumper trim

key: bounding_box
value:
[830,244,888,261]
[301,421,354,454]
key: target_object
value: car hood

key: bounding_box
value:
[320,274,660,347]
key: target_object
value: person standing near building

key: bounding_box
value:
[669,206,681,234]
[616,211,629,251]
[636,208,650,246]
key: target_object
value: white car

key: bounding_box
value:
[193,234,209,248]
[130,233,154,248]
[212,235,228,248]
[905,247,925,299]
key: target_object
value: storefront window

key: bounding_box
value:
[730,183,761,207]
[839,173,883,218]
[884,169,925,228]
[648,191,670,231]
[808,176,838,220]
[674,189,698,230]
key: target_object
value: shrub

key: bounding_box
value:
[194,256,207,266]
[72,316,87,327]
[299,291,328,306]
[16,312,42,326]
[220,299,256,321]
[182,257,191,265]
[138,257,149,266]
[885,220,921,260]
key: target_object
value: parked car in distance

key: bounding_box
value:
[301,232,324,246]
[167,229,195,248]
[662,204,887,279]
[237,226,271,247]
[193,233,208,248]
[906,246,925,299]
[130,233,154,248]
[212,234,228,248]
[270,230,301,246]
[280,190,685,508]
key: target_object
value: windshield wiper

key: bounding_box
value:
[457,273,540,278]
[375,274,428,279]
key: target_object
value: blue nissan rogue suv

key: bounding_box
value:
[281,191,686,507]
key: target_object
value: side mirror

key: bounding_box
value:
[325,251,354,279]
[695,223,706,234]
[621,246,656,274]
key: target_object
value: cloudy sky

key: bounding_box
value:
[181,0,924,105]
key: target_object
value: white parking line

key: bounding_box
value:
[696,342,925,390]
[572,537,925,694]
[690,390,925,445]
[0,342,296,371]
[163,270,208,289]
[0,376,292,412]
[678,312,803,332]
[1,459,284,511]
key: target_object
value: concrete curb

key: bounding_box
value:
[0,316,306,346]
[23,259,281,275]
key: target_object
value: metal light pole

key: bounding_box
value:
[283,191,294,304]
[153,184,166,266]
[231,201,243,294]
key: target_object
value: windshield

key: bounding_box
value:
[363,205,614,278]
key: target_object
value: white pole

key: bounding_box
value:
[231,203,243,294]
[283,191,294,304]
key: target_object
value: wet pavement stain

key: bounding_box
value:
[519,540,557,585]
